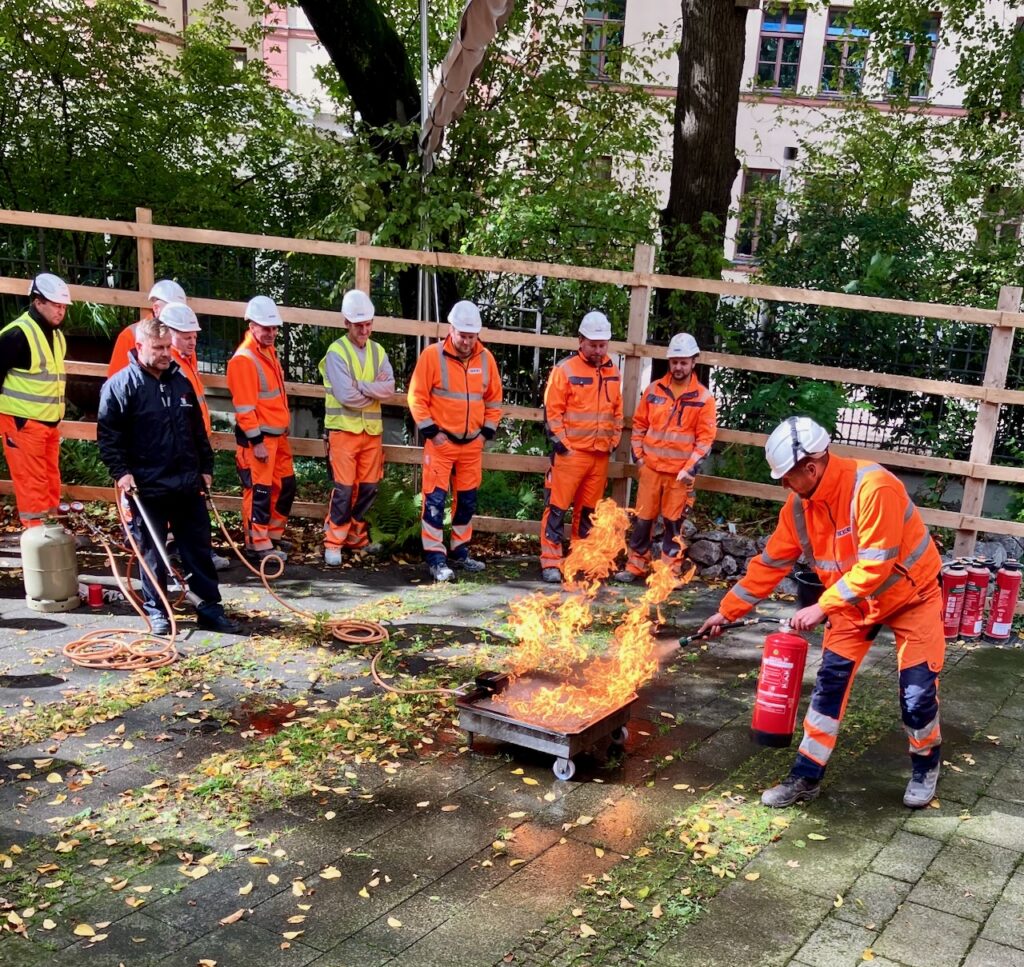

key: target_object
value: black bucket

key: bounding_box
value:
[794,569,825,609]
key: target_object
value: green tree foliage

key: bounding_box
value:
[303,0,672,333]
[715,0,1024,464]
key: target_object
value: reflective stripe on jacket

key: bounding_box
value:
[172,347,212,436]
[0,312,66,422]
[320,336,384,435]
[226,332,290,442]
[407,337,502,442]
[631,374,716,474]
[720,455,941,626]
[544,353,623,454]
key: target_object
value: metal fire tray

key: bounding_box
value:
[456,673,635,781]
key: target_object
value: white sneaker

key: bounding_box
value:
[324,547,342,567]
[429,563,455,583]
[211,552,232,571]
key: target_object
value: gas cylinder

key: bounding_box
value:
[940,563,968,640]
[982,560,1022,644]
[958,560,991,641]
[750,625,809,747]
[20,524,80,613]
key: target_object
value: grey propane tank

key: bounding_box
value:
[20,524,80,613]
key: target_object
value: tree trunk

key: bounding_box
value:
[658,0,750,350]
[299,0,420,170]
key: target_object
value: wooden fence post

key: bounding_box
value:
[611,243,655,506]
[355,230,372,293]
[135,207,154,297]
[953,283,1022,557]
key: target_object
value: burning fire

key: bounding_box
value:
[562,497,630,589]
[501,507,697,730]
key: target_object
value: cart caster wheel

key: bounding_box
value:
[610,726,629,746]
[553,758,576,781]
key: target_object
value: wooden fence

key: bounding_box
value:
[3,206,1024,564]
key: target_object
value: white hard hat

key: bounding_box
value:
[161,302,201,333]
[448,300,482,333]
[341,289,374,323]
[765,417,831,480]
[148,279,187,304]
[245,295,283,327]
[667,332,700,358]
[29,273,72,305]
[579,311,612,340]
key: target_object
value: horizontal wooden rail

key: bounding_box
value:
[2,208,1022,327]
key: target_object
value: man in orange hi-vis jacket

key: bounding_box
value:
[539,311,623,584]
[699,417,945,810]
[407,300,502,583]
[226,296,295,564]
[107,280,186,378]
[615,332,716,583]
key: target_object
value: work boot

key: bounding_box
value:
[613,570,637,584]
[196,603,241,634]
[903,764,941,809]
[148,613,171,636]
[211,552,232,571]
[429,563,455,583]
[452,556,486,573]
[364,542,384,556]
[761,775,821,808]
[324,547,342,567]
[541,568,563,585]
[273,538,294,553]
[250,547,287,565]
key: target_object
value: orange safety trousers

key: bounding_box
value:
[421,436,483,566]
[0,415,61,528]
[325,430,383,550]
[791,580,945,783]
[540,450,609,571]
[235,436,295,551]
[625,462,693,576]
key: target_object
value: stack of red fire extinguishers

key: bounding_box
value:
[940,557,1023,645]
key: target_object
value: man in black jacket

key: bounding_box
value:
[97,319,239,635]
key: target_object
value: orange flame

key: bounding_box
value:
[562,498,630,589]
[501,536,698,731]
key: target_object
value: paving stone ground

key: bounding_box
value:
[1,543,1023,967]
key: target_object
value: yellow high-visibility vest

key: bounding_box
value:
[320,336,384,435]
[0,312,66,422]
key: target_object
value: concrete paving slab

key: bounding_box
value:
[964,939,1024,967]
[960,795,1024,852]
[158,919,323,965]
[833,871,911,931]
[873,901,979,967]
[741,828,882,901]
[981,871,1024,950]
[868,829,943,883]
[792,915,878,967]
[908,834,1017,923]
[649,878,832,967]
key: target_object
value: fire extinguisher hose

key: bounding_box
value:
[678,615,780,646]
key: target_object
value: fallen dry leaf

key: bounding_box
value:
[522,777,539,786]
[744,872,760,882]
[320,866,342,880]
[579,923,597,938]
[73,923,96,937]
[619,898,635,910]
[387,917,402,929]
[651,904,663,919]
[219,909,245,926]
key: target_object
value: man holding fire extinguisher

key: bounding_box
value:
[698,416,945,810]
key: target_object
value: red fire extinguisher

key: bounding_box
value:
[958,559,991,641]
[940,563,969,640]
[983,560,1023,644]
[751,626,809,747]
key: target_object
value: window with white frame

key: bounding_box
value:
[756,5,806,91]
[820,9,870,95]
[583,0,626,81]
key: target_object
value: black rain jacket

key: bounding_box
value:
[97,351,214,498]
